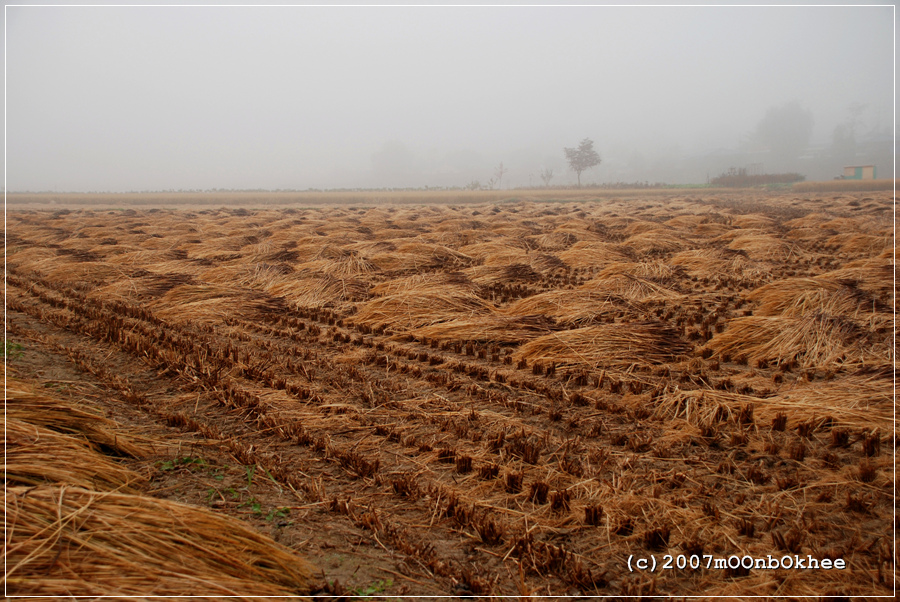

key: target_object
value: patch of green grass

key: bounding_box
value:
[4,341,24,359]
[353,578,393,596]
[157,456,208,472]
[238,496,263,515]
[265,506,290,522]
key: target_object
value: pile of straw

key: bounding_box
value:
[747,277,873,317]
[730,214,776,229]
[512,323,690,370]
[654,372,893,431]
[353,290,494,330]
[369,242,474,273]
[412,313,556,344]
[620,230,686,254]
[4,378,316,599]
[704,313,883,370]
[4,485,314,598]
[466,263,541,286]
[557,241,631,269]
[5,380,147,457]
[149,284,288,325]
[825,233,891,255]
[6,419,144,492]
[266,272,370,307]
[531,231,580,251]
[726,233,798,261]
[820,259,893,299]
[460,241,529,267]
[503,289,641,327]
[371,271,475,296]
[594,261,685,284]
[581,272,683,302]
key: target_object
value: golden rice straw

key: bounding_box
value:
[4,379,147,458]
[3,485,315,598]
[531,231,581,251]
[826,233,892,255]
[353,290,494,330]
[730,214,776,229]
[147,284,286,325]
[581,272,683,301]
[784,212,834,229]
[512,323,690,370]
[595,261,684,284]
[459,240,529,266]
[705,314,887,370]
[820,259,893,299]
[465,263,541,286]
[747,277,875,318]
[726,233,799,261]
[620,230,686,254]
[412,314,556,344]
[370,271,475,296]
[557,241,631,269]
[653,373,893,431]
[623,220,671,236]
[6,419,144,492]
[265,272,369,308]
[503,289,640,326]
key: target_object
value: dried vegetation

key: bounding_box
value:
[5,190,894,597]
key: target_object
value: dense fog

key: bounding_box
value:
[7,4,894,192]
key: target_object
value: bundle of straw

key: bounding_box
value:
[581,273,683,302]
[371,271,475,296]
[730,214,776,229]
[557,242,631,269]
[353,290,494,330]
[466,263,541,286]
[412,313,556,344]
[620,230,686,254]
[820,259,893,299]
[531,231,580,251]
[704,313,883,370]
[149,284,288,325]
[825,233,891,255]
[4,485,315,598]
[370,242,474,273]
[459,241,530,267]
[503,289,640,327]
[594,261,685,284]
[747,277,872,318]
[6,419,144,491]
[725,233,798,261]
[4,379,146,458]
[512,323,690,370]
[653,372,893,432]
[266,272,369,307]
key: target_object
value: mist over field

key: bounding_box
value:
[6,4,894,192]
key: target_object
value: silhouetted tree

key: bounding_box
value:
[539,167,554,187]
[564,138,601,187]
[494,162,508,189]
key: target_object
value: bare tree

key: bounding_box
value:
[539,167,554,187]
[494,162,509,189]
[564,138,601,187]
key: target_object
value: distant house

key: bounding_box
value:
[843,165,877,180]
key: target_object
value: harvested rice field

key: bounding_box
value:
[5,190,895,597]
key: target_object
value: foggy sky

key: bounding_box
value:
[6,4,894,191]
